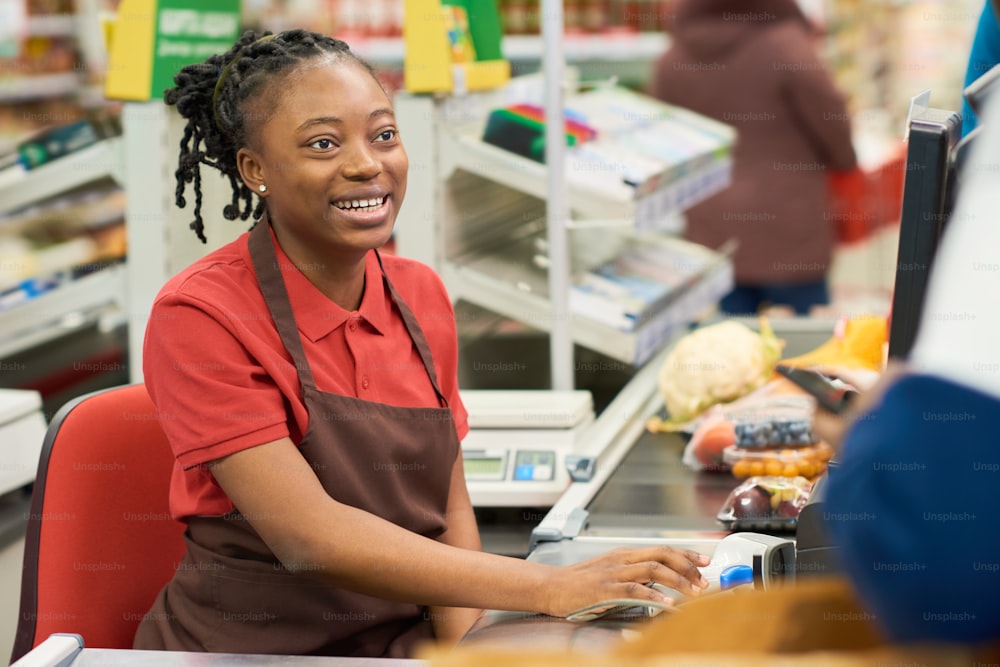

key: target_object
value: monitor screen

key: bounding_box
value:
[886,107,963,360]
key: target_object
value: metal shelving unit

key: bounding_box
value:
[26,13,77,37]
[348,33,668,64]
[440,129,733,230]
[0,137,124,214]
[396,86,735,371]
[438,230,732,366]
[0,137,127,360]
[0,264,126,360]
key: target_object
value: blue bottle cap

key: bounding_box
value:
[719,565,754,591]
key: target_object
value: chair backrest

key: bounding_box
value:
[11,384,187,663]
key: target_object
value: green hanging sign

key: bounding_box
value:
[106,0,242,101]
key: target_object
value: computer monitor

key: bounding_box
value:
[886,106,963,360]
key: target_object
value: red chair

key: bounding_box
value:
[10,384,187,663]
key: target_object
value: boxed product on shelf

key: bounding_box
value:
[567,237,721,331]
[482,104,597,163]
[475,84,735,227]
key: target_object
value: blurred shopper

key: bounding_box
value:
[960,1,1000,137]
[650,0,857,315]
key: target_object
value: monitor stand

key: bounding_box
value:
[794,468,843,577]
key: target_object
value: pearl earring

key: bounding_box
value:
[259,184,267,193]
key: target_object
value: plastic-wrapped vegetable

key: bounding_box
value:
[780,314,887,371]
[653,318,783,428]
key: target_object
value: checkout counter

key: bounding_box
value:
[460,316,840,651]
[14,318,843,666]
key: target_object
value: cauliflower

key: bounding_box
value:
[655,319,783,426]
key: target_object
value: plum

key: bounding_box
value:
[775,500,802,519]
[731,485,773,519]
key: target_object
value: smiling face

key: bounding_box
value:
[236,56,408,267]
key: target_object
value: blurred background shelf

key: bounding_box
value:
[0,136,123,216]
[398,85,735,369]
[349,33,668,63]
[443,248,732,366]
[26,13,77,36]
[0,262,125,360]
[0,72,81,103]
[444,131,731,229]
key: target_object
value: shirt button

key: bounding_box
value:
[361,376,370,390]
[349,322,358,332]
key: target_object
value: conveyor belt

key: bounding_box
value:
[582,427,737,535]
[581,316,836,536]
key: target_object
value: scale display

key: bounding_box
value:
[513,450,555,481]
[463,455,506,480]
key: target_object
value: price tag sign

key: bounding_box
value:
[105,0,241,101]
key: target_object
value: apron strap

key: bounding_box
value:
[248,213,448,407]
[375,251,449,408]
[248,215,318,391]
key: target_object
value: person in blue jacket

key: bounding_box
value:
[961,1,1000,136]
[820,84,1000,643]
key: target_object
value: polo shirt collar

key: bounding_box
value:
[253,226,390,343]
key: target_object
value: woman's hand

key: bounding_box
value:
[544,546,711,618]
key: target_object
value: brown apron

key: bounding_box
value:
[135,217,461,658]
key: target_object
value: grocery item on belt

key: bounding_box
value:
[651,318,783,429]
[724,441,834,480]
[780,314,888,371]
[679,378,817,472]
[717,475,814,532]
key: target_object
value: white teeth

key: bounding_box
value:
[334,196,385,210]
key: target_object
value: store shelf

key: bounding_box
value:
[347,33,668,63]
[397,88,734,375]
[0,264,126,359]
[0,136,124,216]
[441,237,733,367]
[442,129,731,230]
[27,14,77,37]
[0,72,81,103]
[504,32,668,62]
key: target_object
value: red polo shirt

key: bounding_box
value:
[143,229,468,520]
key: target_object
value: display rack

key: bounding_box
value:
[349,33,668,64]
[0,72,80,104]
[395,83,735,370]
[439,126,732,230]
[0,136,126,360]
[0,264,126,360]
[26,13,78,37]
[0,136,123,214]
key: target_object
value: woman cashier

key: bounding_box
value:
[132,29,711,659]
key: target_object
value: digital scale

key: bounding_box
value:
[459,389,596,508]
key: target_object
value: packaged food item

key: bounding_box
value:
[717,475,814,531]
[681,410,736,472]
[725,395,817,448]
[723,441,834,480]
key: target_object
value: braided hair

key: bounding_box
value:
[164,29,382,243]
